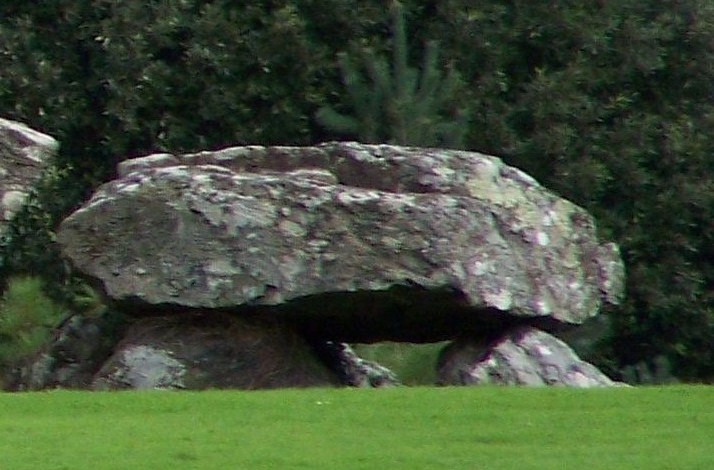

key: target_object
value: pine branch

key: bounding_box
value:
[315,106,360,136]
[316,1,469,148]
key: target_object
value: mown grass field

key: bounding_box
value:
[0,386,711,469]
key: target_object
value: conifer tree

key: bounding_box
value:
[317,1,468,148]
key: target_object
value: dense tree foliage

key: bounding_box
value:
[423,0,714,380]
[0,0,712,381]
[316,2,468,147]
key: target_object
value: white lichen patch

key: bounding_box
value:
[286,168,338,186]
[506,201,546,233]
[154,165,193,179]
[542,208,559,227]
[342,143,391,167]
[364,279,395,290]
[549,198,582,231]
[1,190,27,219]
[211,145,265,161]
[117,153,178,177]
[536,231,550,246]
[417,163,456,190]
[206,277,235,298]
[307,239,330,250]
[448,261,468,282]
[279,219,307,238]
[465,159,501,199]
[466,254,491,276]
[205,258,241,276]
[377,192,417,212]
[380,236,403,251]
[239,284,267,301]
[532,297,552,315]
[296,190,334,210]
[278,255,305,282]
[534,344,553,357]
[191,194,277,234]
[483,287,513,311]
[336,189,382,205]
[113,171,154,195]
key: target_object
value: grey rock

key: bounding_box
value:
[0,118,57,230]
[3,314,126,391]
[94,345,187,390]
[437,326,621,387]
[92,313,341,390]
[316,341,401,388]
[58,142,624,341]
[116,153,179,176]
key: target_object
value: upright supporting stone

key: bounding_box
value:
[437,326,623,387]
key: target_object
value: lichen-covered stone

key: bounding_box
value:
[3,314,125,391]
[58,142,624,342]
[0,118,57,231]
[94,345,187,390]
[315,342,401,388]
[91,313,340,390]
[437,326,621,387]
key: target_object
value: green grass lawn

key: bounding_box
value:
[0,386,711,469]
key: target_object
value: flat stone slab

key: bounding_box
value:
[58,143,624,340]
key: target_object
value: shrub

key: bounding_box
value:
[0,276,65,368]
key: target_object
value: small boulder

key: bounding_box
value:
[437,326,620,387]
[315,341,401,388]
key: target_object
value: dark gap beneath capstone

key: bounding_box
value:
[113,284,565,344]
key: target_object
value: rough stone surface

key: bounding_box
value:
[2,314,126,391]
[437,326,620,387]
[316,341,401,387]
[0,118,57,231]
[94,345,187,390]
[91,313,341,390]
[59,142,624,342]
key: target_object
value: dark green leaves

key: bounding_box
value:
[0,0,713,382]
[316,2,468,148]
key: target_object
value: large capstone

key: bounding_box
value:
[58,142,624,343]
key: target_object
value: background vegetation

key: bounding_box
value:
[1,387,712,469]
[353,342,448,385]
[0,277,65,373]
[0,0,713,382]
